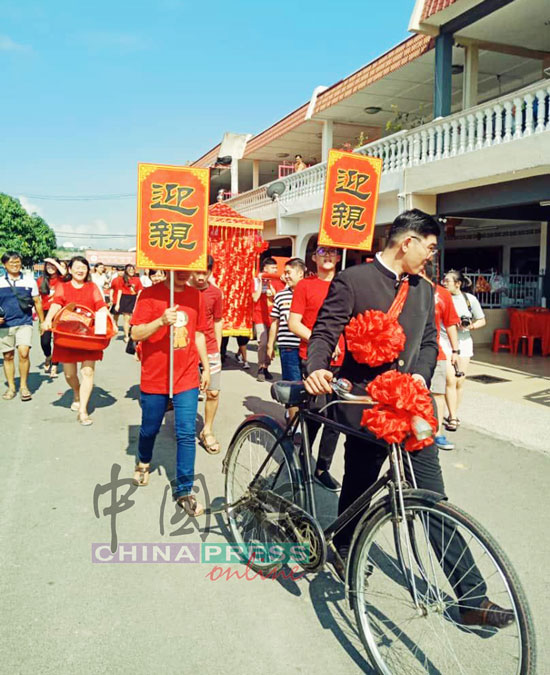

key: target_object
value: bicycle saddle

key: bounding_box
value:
[270,381,308,406]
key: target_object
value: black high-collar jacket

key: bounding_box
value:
[307,257,438,428]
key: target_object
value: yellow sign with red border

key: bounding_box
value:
[319,150,382,251]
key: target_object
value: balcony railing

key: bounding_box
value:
[226,79,550,215]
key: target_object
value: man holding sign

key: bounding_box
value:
[132,164,210,516]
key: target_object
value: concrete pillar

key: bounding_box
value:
[321,120,334,162]
[230,159,239,195]
[252,160,260,190]
[405,193,437,214]
[462,45,478,110]
[502,245,511,275]
[434,33,453,118]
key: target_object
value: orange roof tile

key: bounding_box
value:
[420,0,458,21]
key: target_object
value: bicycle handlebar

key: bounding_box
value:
[330,378,432,441]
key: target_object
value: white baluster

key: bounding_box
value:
[427,127,435,162]
[503,101,513,141]
[435,125,443,160]
[406,136,414,168]
[383,142,391,170]
[535,90,546,133]
[413,133,421,166]
[459,117,467,154]
[493,104,503,144]
[390,140,397,171]
[442,122,450,158]
[475,111,484,149]
[450,120,458,156]
[420,130,428,164]
[484,107,493,147]
[467,114,475,152]
[524,93,534,136]
[513,97,523,139]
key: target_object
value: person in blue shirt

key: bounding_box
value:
[0,251,44,401]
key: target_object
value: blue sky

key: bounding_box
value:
[1,0,414,249]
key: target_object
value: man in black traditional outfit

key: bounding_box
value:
[305,209,513,628]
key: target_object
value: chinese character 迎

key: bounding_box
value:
[334,169,372,201]
[93,463,138,553]
[330,202,366,231]
[150,183,198,217]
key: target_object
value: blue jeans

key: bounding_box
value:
[138,388,199,499]
[279,347,301,381]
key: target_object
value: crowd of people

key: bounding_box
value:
[1,212,487,518]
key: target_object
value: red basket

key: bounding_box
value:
[52,303,116,351]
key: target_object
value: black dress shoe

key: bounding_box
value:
[314,470,341,492]
[460,598,515,628]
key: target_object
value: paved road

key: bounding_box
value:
[1,331,548,674]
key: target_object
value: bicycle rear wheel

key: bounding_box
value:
[349,496,536,674]
[224,418,303,572]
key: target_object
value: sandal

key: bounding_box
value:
[133,462,150,486]
[44,357,52,373]
[176,495,204,517]
[77,413,93,426]
[199,430,221,455]
[50,367,58,378]
[20,389,32,402]
[2,388,16,400]
[444,417,459,432]
[70,401,80,412]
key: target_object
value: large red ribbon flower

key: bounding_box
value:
[361,370,438,451]
[345,279,409,367]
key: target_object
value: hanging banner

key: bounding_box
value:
[137,163,210,270]
[319,150,382,251]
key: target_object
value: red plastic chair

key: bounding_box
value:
[510,310,542,357]
[492,329,512,352]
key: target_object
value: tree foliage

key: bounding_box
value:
[0,193,57,265]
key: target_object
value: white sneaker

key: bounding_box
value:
[242,361,250,370]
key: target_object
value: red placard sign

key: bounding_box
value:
[137,163,210,270]
[319,150,382,251]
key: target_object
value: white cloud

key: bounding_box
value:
[18,195,42,216]
[0,35,30,52]
[51,219,135,250]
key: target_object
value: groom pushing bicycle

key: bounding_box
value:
[304,209,513,629]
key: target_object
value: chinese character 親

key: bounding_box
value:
[150,183,198,217]
[330,202,366,231]
[148,220,197,251]
[334,169,372,201]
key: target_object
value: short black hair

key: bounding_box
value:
[2,251,21,264]
[285,257,306,274]
[207,255,214,271]
[386,209,440,247]
[261,257,277,269]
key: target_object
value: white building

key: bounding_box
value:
[192,0,550,336]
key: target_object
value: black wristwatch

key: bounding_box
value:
[452,349,460,354]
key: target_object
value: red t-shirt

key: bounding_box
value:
[199,283,223,354]
[111,275,143,296]
[37,275,62,311]
[131,283,207,395]
[434,285,460,360]
[290,276,344,364]
[253,276,285,326]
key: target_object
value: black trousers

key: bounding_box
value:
[220,336,249,358]
[40,330,58,364]
[335,434,487,609]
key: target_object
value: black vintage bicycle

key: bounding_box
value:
[222,379,536,674]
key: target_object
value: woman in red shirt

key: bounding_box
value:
[111,264,143,344]
[42,256,111,426]
[37,258,64,378]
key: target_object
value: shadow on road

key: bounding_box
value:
[52,385,117,412]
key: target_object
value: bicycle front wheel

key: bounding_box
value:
[224,419,303,572]
[349,496,536,675]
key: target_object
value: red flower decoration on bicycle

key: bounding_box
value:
[345,279,409,367]
[361,370,437,452]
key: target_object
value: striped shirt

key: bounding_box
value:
[270,287,300,349]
